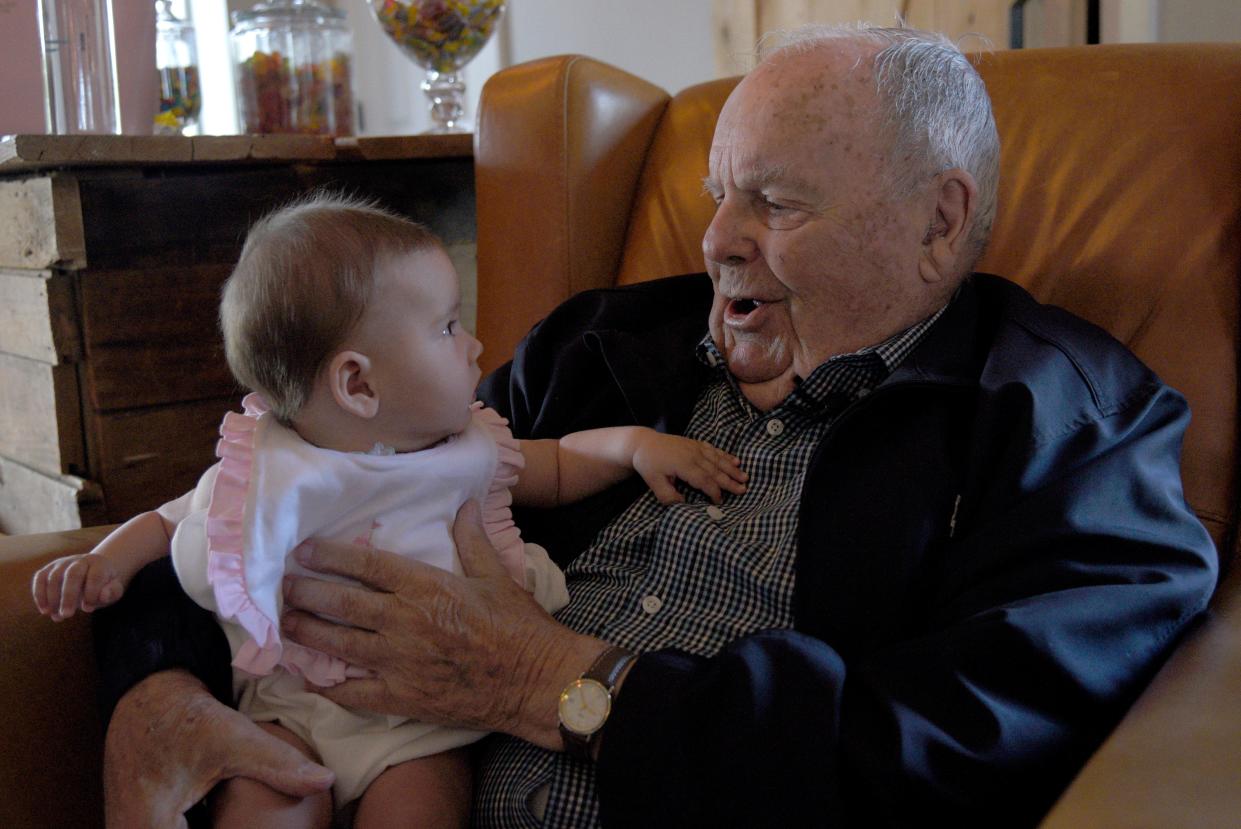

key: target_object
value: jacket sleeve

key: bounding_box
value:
[594,380,1218,827]
[93,556,235,720]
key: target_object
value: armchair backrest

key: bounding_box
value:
[474,44,1241,571]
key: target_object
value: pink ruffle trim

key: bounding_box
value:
[204,397,529,685]
[472,403,528,586]
[205,393,291,679]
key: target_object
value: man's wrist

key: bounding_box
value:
[516,633,611,750]
[555,644,638,762]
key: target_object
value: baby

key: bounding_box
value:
[32,194,747,828]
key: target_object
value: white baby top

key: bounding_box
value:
[162,393,538,686]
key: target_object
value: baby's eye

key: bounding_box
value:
[442,320,459,336]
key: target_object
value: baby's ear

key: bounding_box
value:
[327,350,379,418]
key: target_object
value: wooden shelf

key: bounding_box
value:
[0,133,473,172]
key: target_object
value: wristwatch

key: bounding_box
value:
[558,645,636,762]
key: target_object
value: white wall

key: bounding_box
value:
[504,0,717,96]
[342,0,717,136]
[1159,0,1241,42]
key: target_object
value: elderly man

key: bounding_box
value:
[98,24,1215,828]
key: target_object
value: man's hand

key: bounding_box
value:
[632,432,748,504]
[281,501,607,750]
[104,671,334,828]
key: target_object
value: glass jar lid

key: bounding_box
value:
[232,0,346,27]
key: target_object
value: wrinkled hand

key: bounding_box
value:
[632,432,748,504]
[281,500,605,750]
[104,670,333,829]
[31,553,124,620]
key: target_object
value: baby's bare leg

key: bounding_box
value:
[211,722,332,829]
[353,747,472,829]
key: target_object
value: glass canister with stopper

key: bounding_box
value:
[154,0,201,134]
[230,0,354,136]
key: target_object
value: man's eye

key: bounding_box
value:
[759,195,791,213]
[443,320,458,336]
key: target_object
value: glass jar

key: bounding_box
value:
[230,0,354,136]
[154,0,201,134]
[38,0,122,134]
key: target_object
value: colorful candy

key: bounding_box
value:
[236,51,354,136]
[371,0,506,73]
[154,65,201,134]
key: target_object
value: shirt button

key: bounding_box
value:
[705,505,725,521]
[766,418,785,437]
[856,387,871,398]
[641,595,663,614]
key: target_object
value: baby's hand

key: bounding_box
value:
[31,553,126,621]
[632,431,748,505]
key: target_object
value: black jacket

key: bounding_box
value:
[97,273,1217,828]
[477,272,1218,828]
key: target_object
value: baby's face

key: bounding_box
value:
[354,246,483,450]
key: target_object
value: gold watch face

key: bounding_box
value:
[558,677,611,736]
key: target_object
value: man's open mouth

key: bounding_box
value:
[725,297,773,328]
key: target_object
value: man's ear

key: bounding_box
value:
[326,350,379,418]
[918,168,977,284]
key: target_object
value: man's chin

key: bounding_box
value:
[724,349,794,386]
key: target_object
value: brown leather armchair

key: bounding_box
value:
[2,44,1239,827]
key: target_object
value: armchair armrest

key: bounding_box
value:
[0,526,112,829]
[1041,564,1241,827]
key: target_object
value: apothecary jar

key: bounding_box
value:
[230,0,354,135]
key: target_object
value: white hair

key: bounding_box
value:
[758,24,1001,266]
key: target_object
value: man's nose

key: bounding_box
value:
[468,333,483,362]
[702,198,758,266]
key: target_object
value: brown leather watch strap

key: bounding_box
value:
[559,645,636,762]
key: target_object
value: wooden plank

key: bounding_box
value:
[914,1,1009,48]
[334,134,474,161]
[715,1,1012,55]
[79,265,231,348]
[0,455,102,534]
[295,159,477,244]
[1,134,472,172]
[85,342,237,412]
[0,352,84,476]
[92,396,238,522]
[0,133,337,172]
[77,265,236,411]
[0,175,85,270]
[713,0,761,74]
[73,159,473,270]
[0,269,81,364]
[187,134,336,163]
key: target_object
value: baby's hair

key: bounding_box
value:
[220,192,440,424]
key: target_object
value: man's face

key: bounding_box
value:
[703,48,939,407]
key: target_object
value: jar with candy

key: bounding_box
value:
[367,0,506,132]
[154,0,201,134]
[230,0,354,136]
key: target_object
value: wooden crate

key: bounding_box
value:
[0,136,475,533]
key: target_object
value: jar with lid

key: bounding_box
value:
[230,0,354,136]
[154,0,201,134]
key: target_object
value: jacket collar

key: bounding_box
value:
[885,273,990,389]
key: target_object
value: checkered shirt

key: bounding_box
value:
[474,306,945,828]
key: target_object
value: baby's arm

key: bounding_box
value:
[513,427,748,507]
[32,510,177,621]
